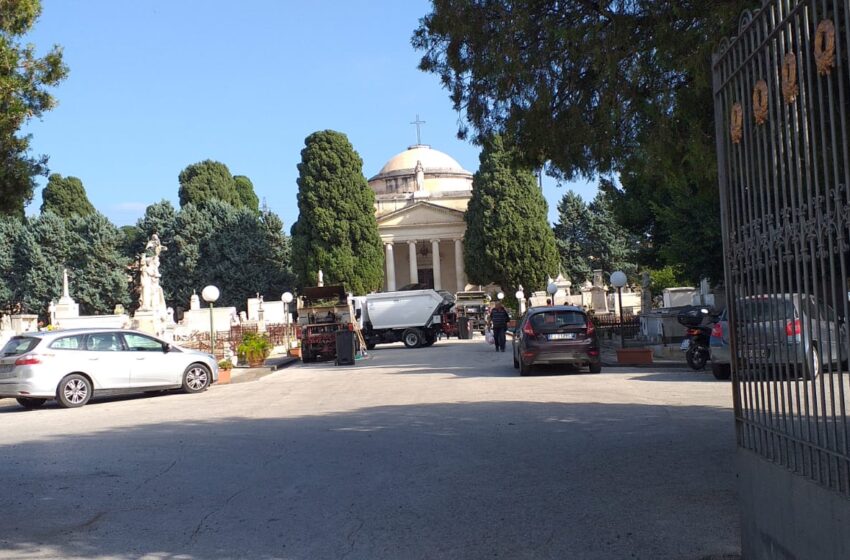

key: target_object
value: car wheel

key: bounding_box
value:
[589,363,602,374]
[804,347,821,380]
[56,374,92,408]
[402,328,423,348]
[711,363,731,380]
[519,358,531,376]
[16,397,47,409]
[182,364,211,393]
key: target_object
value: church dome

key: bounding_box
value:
[376,144,470,177]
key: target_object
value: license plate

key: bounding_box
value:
[738,347,768,359]
[680,339,691,350]
[548,333,576,341]
[0,370,16,379]
[0,363,13,374]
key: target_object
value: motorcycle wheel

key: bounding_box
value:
[686,344,708,370]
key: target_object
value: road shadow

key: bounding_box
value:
[0,401,740,560]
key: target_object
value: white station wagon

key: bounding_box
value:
[0,328,219,409]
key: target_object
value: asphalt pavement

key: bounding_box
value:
[0,337,740,559]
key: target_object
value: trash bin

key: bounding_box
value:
[335,330,356,366]
[458,316,471,340]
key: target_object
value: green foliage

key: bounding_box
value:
[0,0,69,217]
[553,191,592,286]
[586,191,638,278]
[64,212,131,314]
[177,160,240,208]
[237,332,272,365]
[290,130,384,294]
[646,265,686,294]
[133,199,293,310]
[234,175,260,213]
[40,173,95,217]
[463,136,559,293]
[414,1,755,283]
[0,218,24,311]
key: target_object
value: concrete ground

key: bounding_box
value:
[0,338,740,560]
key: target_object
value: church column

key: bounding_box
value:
[385,243,396,291]
[455,238,465,292]
[408,241,419,284]
[431,239,442,290]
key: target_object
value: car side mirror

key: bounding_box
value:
[163,343,172,353]
[355,309,362,320]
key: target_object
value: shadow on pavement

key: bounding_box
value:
[0,401,740,560]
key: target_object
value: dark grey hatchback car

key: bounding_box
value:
[512,306,601,376]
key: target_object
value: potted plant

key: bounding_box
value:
[217,358,233,385]
[237,333,272,367]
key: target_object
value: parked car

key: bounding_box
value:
[709,294,847,380]
[0,328,219,409]
[511,306,601,376]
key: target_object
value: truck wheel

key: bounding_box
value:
[402,328,423,348]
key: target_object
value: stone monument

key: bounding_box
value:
[133,233,172,335]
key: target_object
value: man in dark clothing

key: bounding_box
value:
[488,301,511,352]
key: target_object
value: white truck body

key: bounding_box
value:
[360,289,444,329]
[353,289,454,348]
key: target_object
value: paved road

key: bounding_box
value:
[0,339,740,559]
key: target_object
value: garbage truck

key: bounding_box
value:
[354,289,455,349]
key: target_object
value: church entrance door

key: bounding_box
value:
[418,269,434,290]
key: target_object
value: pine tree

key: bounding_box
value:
[290,130,384,294]
[463,136,559,294]
[65,212,130,314]
[586,191,638,278]
[552,191,592,286]
[234,175,260,213]
[0,218,24,311]
[177,160,240,208]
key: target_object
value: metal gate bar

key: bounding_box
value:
[713,0,850,496]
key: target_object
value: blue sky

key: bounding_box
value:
[24,0,597,229]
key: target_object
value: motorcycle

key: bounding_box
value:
[678,307,717,370]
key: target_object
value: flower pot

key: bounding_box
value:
[218,369,231,385]
[289,347,301,358]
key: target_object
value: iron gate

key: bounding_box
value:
[713,0,850,499]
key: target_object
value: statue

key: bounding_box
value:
[0,314,10,331]
[317,269,324,287]
[414,160,425,191]
[139,233,167,312]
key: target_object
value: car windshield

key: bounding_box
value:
[1,336,41,356]
[530,311,586,332]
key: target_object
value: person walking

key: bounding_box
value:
[488,300,511,352]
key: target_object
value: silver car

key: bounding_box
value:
[0,328,219,409]
[710,294,847,380]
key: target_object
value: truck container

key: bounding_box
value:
[354,289,455,349]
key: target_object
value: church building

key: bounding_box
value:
[367,143,474,293]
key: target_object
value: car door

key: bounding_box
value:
[82,332,130,389]
[121,332,177,387]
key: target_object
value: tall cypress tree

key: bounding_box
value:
[290,130,383,294]
[40,173,96,217]
[463,136,559,294]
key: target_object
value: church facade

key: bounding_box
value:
[367,144,473,293]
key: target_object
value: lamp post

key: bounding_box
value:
[201,285,220,358]
[282,291,294,351]
[610,271,627,348]
[546,282,558,306]
[515,285,525,316]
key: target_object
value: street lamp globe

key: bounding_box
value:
[497,292,505,300]
[201,285,220,303]
[281,292,293,304]
[610,271,627,289]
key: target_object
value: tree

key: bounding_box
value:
[234,175,260,213]
[290,130,384,294]
[11,212,70,315]
[40,173,95,217]
[0,0,69,217]
[586,191,637,278]
[0,218,24,311]
[552,191,592,286]
[463,136,559,293]
[65,212,130,314]
[413,1,755,282]
[177,160,240,208]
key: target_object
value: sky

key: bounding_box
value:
[23,0,597,229]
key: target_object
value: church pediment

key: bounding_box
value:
[377,201,465,228]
